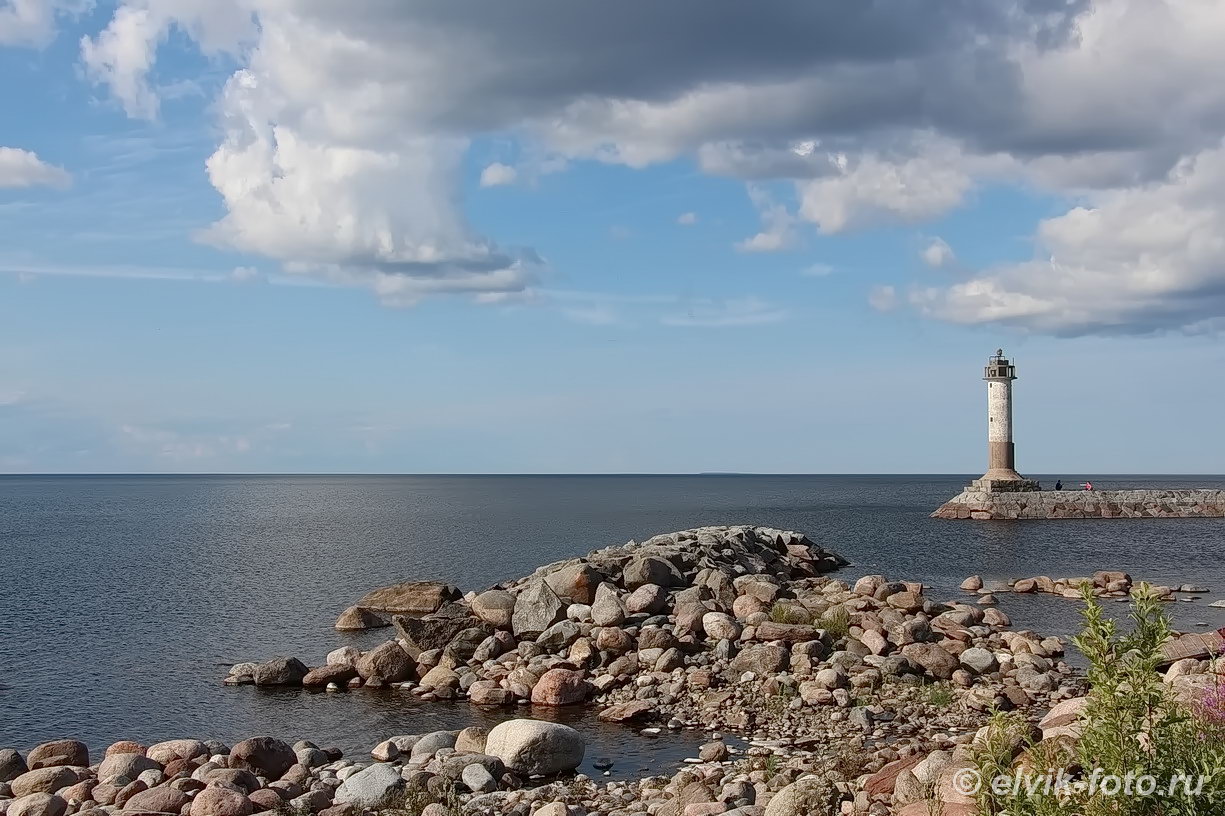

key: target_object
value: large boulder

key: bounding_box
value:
[623,556,684,589]
[146,739,209,765]
[354,641,414,682]
[530,669,590,706]
[512,581,566,638]
[301,664,358,686]
[544,563,602,605]
[10,767,79,798]
[334,606,389,631]
[190,783,253,816]
[731,644,788,675]
[252,657,309,686]
[764,777,840,816]
[625,584,669,614]
[484,720,585,776]
[590,583,627,627]
[468,680,515,707]
[0,748,28,782]
[393,614,486,661]
[959,647,999,676]
[229,736,296,780]
[125,786,192,813]
[355,581,460,615]
[701,612,742,641]
[6,793,67,816]
[471,590,516,628]
[334,763,405,808]
[97,752,159,782]
[26,741,88,770]
[902,643,961,680]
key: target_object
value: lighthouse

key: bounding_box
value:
[974,350,1039,492]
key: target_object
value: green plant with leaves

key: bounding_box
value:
[818,605,851,639]
[920,681,956,708]
[769,601,814,625]
[971,584,1225,816]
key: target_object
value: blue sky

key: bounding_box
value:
[3,1,1225,473]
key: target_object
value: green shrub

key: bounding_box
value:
[920,682,955,708]
[818,605,851,639]
[769,601,814,625]
[971,584,1225,816]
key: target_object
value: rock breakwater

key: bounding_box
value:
[208,524,1087,813]
[932,488,1225,520]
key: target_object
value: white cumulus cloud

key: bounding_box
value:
[479,162,518,187]
[921,238,956,269]
[0,147,70,188]
[0,0,88,47]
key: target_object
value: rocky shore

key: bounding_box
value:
[4,525,1097,816]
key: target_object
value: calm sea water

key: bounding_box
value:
[2,474,1224,773]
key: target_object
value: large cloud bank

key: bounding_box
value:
[57,0,1225,331]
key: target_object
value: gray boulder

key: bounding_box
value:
[334,763,405,807]
[461,762,498,794]
[252,656,308,686]
[623,556,684,589]
[590,583,627,627]
[471,590,516,628]
[902,643,960,680]
[229,736,296,780]
[512,581,566,638]
[0,749,28,783]
[393,612,487,661]
[97,752,159,782]
[765,777,839,816]
[10,767,79,798]
[959,647,999,675]
[7,793,67,816]
[409,731,457,763]
[484,719,585,776]
[354,640,414,682]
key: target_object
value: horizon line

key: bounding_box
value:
[3,471,1225,478]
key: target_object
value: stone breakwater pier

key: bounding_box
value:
[932,488,1225,520]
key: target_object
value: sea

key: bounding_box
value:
[2,474,1224,776]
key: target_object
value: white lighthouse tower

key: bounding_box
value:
[974,350,1039,492]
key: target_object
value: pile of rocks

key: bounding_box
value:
[960,572,1207,601]
[0,720,588,816]
[228,525,849,705]
[853,695,1090,815]
[224,524,1082,810]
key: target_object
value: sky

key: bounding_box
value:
[2,0,1225,474]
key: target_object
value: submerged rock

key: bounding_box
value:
[334,605,389,631]
[354,580,460,615]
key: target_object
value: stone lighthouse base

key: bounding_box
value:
[932,488,1225,520]
[969,477,1041,494]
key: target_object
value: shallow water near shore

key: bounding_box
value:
[3,474,1225,774]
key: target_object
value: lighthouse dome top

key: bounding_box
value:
[984,349,1017,380]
